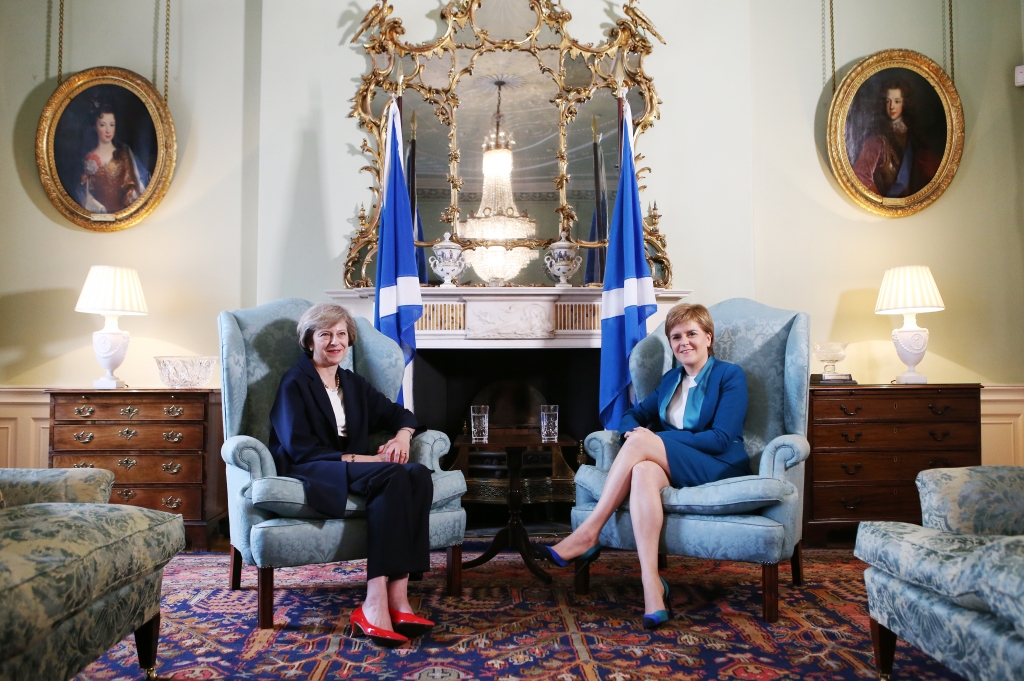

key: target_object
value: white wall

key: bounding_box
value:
[2,0,1024,388]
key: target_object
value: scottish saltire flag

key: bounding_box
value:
[375,98,422,405]
[599,100,657,430]
[584,134,609,284]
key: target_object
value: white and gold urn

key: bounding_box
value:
[544,237,582,288]
[429,232,468,288]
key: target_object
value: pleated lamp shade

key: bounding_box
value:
[75,266,149,316]
[874,266,944,315]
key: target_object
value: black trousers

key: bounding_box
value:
[347,462,433,580]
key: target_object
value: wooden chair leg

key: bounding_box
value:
[762,562,779,623]
[657,553,668,569]
[133,613,160,680]
[257,567,274,629]
[574,558,591,595]
[230,546,243,591]
[870,617,898,680]
[791,540,804,586]
[446,544,462,597]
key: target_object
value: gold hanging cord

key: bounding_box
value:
[57,0,172,102]
[830,0,953,91]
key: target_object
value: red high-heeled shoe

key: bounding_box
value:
[389,608,435,637]
[349,605,408,647]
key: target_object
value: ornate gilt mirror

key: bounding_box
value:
[344,0,671,288]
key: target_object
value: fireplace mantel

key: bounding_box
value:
[325,286,691,349]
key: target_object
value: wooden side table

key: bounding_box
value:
[48,389,226,550]
[804,383,981,546]
[458,433,577,583]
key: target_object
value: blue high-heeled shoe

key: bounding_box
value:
[642,577,672,630]
[532,543,601,569]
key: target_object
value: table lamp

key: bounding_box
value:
[75,266,148,388]
[874,265,944,384]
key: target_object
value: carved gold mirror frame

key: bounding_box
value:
[827,49,964,218]
[344,0,671,287]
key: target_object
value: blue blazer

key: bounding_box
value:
[619,358,749,467]
[268,354,421,515]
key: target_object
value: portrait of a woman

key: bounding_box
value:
[849,75,942,198]
[533,303,749,629]
[269,303,435,647]
[75,101,151,213]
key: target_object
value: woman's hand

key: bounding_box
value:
[623,426,658,446]
[377,428,413,464]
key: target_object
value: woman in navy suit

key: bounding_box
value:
[536,303,749,628]
[269,303,434,646]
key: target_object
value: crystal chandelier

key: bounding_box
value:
[461,80,537,286]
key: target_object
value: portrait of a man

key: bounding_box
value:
[844,67,947,199]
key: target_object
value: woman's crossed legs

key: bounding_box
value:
[551,427,672,614]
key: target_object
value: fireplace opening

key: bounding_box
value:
[413,348,602,535]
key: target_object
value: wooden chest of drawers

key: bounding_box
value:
[48,389,226,550]
[803,383,981,547]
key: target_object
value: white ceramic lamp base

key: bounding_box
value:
[892,317,929,384]
[92,321,130,389]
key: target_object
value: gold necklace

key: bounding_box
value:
[321,371,339,391]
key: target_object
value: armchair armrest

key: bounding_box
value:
[917,466,1024,536]
[757,434,810,479]
[584,430,622,472]
[411,430,450,473]
[221,435,278,480]
[0,468,114,507]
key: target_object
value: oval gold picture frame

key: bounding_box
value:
[35,66,176,232]
[827,49,964,218]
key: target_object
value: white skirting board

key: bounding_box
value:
[2,385,1023,469]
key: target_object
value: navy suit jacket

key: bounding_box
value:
[268,354,421,516]
[619,358,749,467]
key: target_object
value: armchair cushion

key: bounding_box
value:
[977,537,1024,639]
[0,468,114,507]
[918,466,1024,536]
[854,521,1000,611]
[251,469,467,519]
[575,465,792,515]
[0,503,184,660]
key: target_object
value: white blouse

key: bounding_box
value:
[665,373,697,429]
[325,386,347,437]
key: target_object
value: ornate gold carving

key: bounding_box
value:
[345,0,671,287]
[35,66,176,231]
[827,49,964,218]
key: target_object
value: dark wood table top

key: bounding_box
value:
[453,433,577,447]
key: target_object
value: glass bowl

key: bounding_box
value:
[154,356,218,389]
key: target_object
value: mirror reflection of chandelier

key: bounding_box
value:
[461,79,538,286]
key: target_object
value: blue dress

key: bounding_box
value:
[618,357,751,488]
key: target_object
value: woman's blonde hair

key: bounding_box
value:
[296,303,357,357]
[664,303,715,356]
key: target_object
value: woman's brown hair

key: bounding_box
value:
[664,303,715,356]
[296,303,358,358]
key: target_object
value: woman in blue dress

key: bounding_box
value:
[536,303,749,628]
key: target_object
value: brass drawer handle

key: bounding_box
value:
[839,404,861,416]
[161,496,182,510]
[164,405,185,418]
[928,403,950,415]
[72,462,94,468]
[929,430,951,442]
[74,406,94,417]
[840,463,862,475]
[120,406,139,419]
[162,431,183,443]
[117,457,137,471]
[73,431,94,443]
[118,428,138,441]
[117,489,137,501]
[840,431,862,443]
[162,462,182,475]
[839,497,862,511]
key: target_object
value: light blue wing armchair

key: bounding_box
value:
[219,298,467,629]
[572,297,810,622]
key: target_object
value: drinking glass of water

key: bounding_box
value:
[470,405,489,443]
[541,404,558,443]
